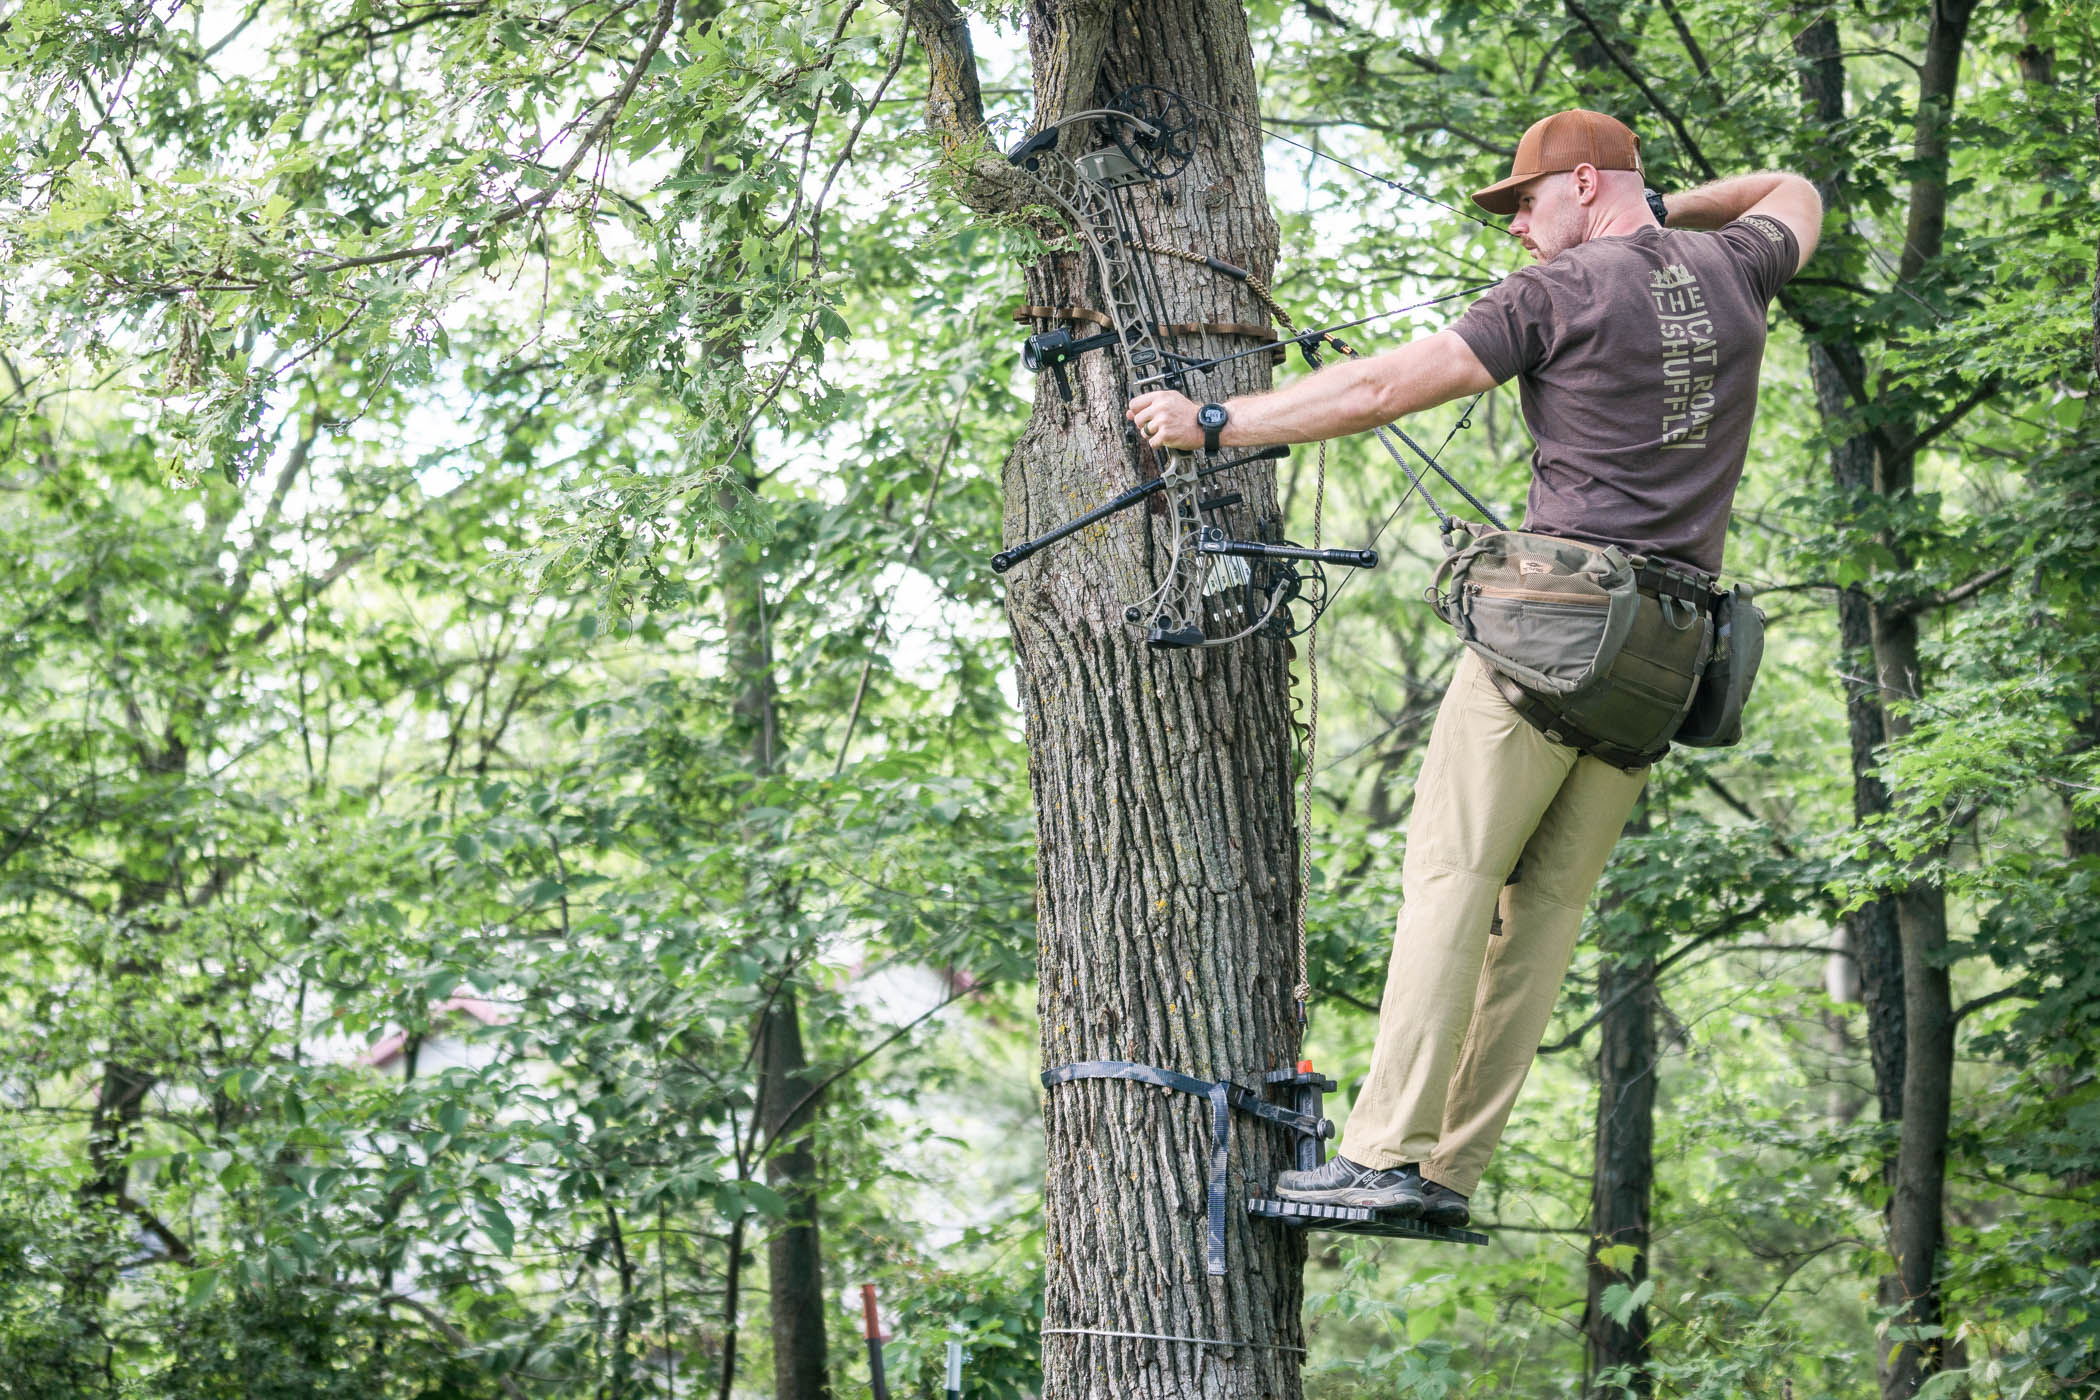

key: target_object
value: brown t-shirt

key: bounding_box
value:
[1451,216,1799,574]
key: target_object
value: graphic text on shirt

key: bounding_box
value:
[1651,263,1718,451]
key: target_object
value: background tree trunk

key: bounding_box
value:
[722,470,830,1400]
[1791,4,1975,1390]
[1873,6,1975,1392]
[758,986,829,1400]
[1583,809,1656,1398]
[1583,952,1656,1398]
[1004,7,1309,1396]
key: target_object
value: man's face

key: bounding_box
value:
[1507,171,1588,262]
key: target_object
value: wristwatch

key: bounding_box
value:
[1644,187,1669,227]
[1197,402,1229,455]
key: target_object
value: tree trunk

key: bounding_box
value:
[1792,8,1905,1132]
[1793,5,1975,1390]
[758,986,830,1400]
[1583,952,1656,1398]
[1871,6,1979,1382]
[721,471,829,1400]
[1006,10,1306,1397]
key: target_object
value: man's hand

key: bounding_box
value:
[1126,390,1203,452]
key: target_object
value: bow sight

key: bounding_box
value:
[996,85,1381,650]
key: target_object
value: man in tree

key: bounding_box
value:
[1126,109,1819,1227]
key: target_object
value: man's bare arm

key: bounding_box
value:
[1663,173,1822,272]
[1126,330,1498,453]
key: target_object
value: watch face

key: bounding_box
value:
[1198,404,1227,428]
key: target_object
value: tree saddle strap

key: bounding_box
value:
[1040,1059,1324,1276]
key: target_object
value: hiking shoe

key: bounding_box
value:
[1272,1156,1426,1215]
[1419,1177,1471,1228]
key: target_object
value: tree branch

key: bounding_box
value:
[1953,984,2032,1023]
[286,0,676,284]
[759,982,989,1157]
[1560,0,1719,180]
[1902,374,2002,456]
[116,1193,194,1265]
[1538,904,1770,1055]
[371,1291,530,1400]
[1887,561,2020,621]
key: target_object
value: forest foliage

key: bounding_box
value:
[1,0,2097,1395]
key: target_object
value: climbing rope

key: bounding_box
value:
[1127,244,1323,1032]
[1293,441,1322,1034]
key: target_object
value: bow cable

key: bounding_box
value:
[1173,92,1517,238]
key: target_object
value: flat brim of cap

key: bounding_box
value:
[1470,170,1537,217]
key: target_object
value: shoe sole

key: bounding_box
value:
[1274,1185,1427,1215]
[1421,1208,1471,1228]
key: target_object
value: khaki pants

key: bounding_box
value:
[1339,651,1648,1196]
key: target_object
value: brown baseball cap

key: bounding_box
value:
[1472,109,1643,216]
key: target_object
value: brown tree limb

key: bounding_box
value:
[1886,561,2020,620]
[370,1291,530,1400]
[1952,984,2033,1023]
[115,1194,194,1265]
[1538,904,1770,1055]
[1560,0,1720,180]
[1903,374,2003,456]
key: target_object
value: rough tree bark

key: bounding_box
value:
[1791,8,1906,1132]
[757,986,829,1400]
[1016,23,1306,1396]
[897,1,1308,1393]
[1874,8,1976,1395]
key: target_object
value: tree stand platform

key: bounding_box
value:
[1245,1195,1490,1246]
[1041,1058,1491,1276]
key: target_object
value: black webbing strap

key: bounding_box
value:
[1489,670,1664,772]
[1634,560,1718,607]
[1041,1059,1324,1276]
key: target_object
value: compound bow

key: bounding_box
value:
[990,86,1511,649]
[991,87,1383,649]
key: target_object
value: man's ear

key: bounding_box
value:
[1571,163,1600,204]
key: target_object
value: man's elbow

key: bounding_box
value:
[1758,173,1824,269]
[1782,172,1824,223]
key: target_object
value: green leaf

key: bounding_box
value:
[184,1265,221,1310]
[1600,1279,1654,1327]
[475,1198,515,1256]
[1594,1243,1640,1275]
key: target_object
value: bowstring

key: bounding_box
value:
[1159,94,1515,611]
[1174,93,1517,238]
[1321,392,1489,614]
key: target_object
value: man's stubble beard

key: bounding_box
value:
[1534,197,1587,262]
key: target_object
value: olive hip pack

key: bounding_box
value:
[1429,527,1645,697]
[1430,526,1756,769]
